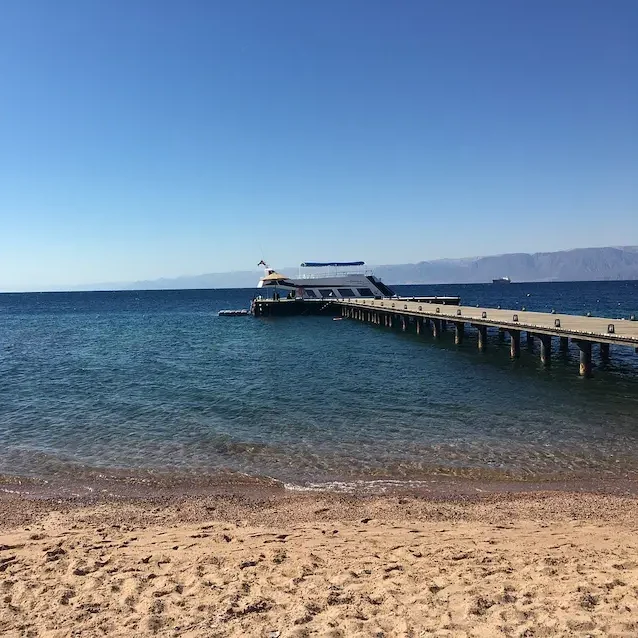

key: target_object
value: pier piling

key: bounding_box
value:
[526,332,535,349]
[600,343,610,362]
[454,322,464,345]
[539,335,552,367]
[476,325,487,352]
[509,329,521,358]
[576,341,593,378]
[560,336,569,353]
[433,318,442,339]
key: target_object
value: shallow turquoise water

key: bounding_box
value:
[1,282,638,489]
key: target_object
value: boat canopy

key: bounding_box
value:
[261,271,290,281]
[300,261,365,267]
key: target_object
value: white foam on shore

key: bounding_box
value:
[283,479,435,494]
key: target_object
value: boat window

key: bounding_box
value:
[337,288,354,297]
[357,288,374,297]
[304,289,317,298]
[319,289,335,298]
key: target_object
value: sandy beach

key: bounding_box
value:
[1,490,638,637]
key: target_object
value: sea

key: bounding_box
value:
[1,281,638,497]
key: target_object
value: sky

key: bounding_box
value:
[0,0,636,291]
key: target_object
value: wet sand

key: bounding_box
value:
[2,490,638,637]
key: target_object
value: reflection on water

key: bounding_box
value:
[0,283,637,488]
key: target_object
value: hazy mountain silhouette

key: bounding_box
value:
[79,246,638,291]
[374,246,638,285]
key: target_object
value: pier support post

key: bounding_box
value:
[576,341,593,377]
[454,322,464,345]
[559,337,569,353]
[441,320,447,332]
[416,318,421,335]
[509,329,521,358]
[477,325,487,352]
[526,332,535,349]
[388,315,393,329]
[432,318,441,339]
[498,328,506,342]
[401,315,407,332]
[600,343,610,362]
[539,335,552,367]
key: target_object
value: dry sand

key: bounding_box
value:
[1,491,638,637]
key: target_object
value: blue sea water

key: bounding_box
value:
[1,281,638,492]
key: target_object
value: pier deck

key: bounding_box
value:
[337,298,637,377]
[338,298,638,346]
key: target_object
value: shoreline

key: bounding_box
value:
[3,484,638,530]
[3,466,638,503]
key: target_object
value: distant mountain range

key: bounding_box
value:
[82,246,638,291]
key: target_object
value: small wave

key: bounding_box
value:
[283,479,437,494]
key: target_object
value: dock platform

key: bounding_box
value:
[338,298,638,377]
[251,296,638,377]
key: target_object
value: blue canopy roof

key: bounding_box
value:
[300,261,365,267]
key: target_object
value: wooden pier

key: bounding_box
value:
[250,296,638,377]
[337,298,638,377]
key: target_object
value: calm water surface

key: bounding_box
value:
[1,282,638,491]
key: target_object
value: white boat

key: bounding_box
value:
[492,276,511,284]
[256,260,395,299]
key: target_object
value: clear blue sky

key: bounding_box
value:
[0,0,636,290]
